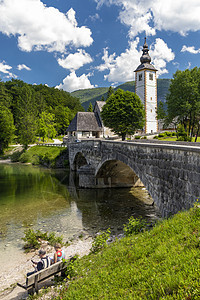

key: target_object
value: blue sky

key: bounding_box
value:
[0,0,200,92]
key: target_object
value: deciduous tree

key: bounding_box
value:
[101,89,145,140]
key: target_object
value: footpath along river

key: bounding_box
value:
[0,163,160,295]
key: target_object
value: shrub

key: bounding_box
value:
[158,133,166,138]
[135,135,141,139]
[172,132,176,136]
[123,216,146,236]
[165,131,173,137]
[65,255,79,279]
[153,136,158,139]
[19,151,32,163]
[22,229,64,251]
[91,228,111,253]
[141,136,147,139]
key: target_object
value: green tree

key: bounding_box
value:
[101,89,145,140]
[166,68,200,139]
[157,101,166,120]
[54,106,73,135]
[15,85,38,148]
[87,102,93,112]
[38,112,57,142]
[0,105,15,153]
[106,86,114,100]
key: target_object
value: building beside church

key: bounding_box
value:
[65,38,158,141]
[135,38,158,134]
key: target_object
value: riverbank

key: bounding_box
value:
[0,145,68,168]
[41,204,200,299]
[0,236,93,300]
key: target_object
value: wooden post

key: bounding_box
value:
[34,274,39,294]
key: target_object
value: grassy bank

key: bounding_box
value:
[53,204,200,299]
[6,145,68,168]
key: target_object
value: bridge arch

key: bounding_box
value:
[73,152,88,171]
[95,159,144,188]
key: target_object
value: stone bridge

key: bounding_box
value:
[68,139,200,217]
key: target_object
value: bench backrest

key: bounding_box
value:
[26,261,66,288]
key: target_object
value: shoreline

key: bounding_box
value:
[0,236,93,300]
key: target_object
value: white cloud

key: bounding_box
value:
[89,13,101,22]
[0,61,16,78]
[56,71,94,92]
[97,38,174,83]
[57,49,93,71]
[0,0,93,53]
[95,0,200,37]
[181,45,200,54]
[17,64,31,71]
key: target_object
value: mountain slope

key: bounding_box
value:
[71,79,171,110]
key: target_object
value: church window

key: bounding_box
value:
[151,109,152,112]
[149,73,153,80]
[139,74,142,81]
[151,97,152,101]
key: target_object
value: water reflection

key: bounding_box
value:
[0,163,160,263]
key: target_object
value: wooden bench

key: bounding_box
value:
[17,260,68,295]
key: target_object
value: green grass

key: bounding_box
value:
[10,145,68,167]
[54,204,200,299]
[158,136,200,142]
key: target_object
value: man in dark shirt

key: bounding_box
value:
[27,249,51,277]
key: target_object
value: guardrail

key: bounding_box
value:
[36,143,67,147]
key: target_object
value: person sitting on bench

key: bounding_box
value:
[53,243,66,263]
[27,249,51,277]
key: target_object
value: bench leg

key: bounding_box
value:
[28,288,34,295]
[34,274,39,294]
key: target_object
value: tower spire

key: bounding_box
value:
[140,37,151,64]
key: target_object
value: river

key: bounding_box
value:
[0,163,160,275]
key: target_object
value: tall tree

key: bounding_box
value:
[106,86,114,100]
[87,102,93,112]
[38,112,57,142]
[0,105,15,153]
[166,68,200,139]
[101,89,145,140]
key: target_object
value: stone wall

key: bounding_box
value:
[68,140,200,217]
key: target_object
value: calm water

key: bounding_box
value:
[0,163,160,268]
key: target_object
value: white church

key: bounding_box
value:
[65,38,158,140]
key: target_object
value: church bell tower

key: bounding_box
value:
[134,38,158,134]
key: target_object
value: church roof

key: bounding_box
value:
[94,101,106,112]
[135,38,157,72]
[66,112,103,132]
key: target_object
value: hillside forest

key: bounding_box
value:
[0,79,84,152]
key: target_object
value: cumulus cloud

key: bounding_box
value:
[0,61,16,78]
[97,38,174,83]
[95,0,200,37]
[56,71,94,92]
[181,45,200,54]
[0,0,93,53]
[17,64,31,71]
[57,49,93,71]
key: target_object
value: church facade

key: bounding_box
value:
[135,38,158,134]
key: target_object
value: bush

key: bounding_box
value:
[135,135,141,139]
[141,136,147,139]
[172,132,176,136]
[10,149,24,162]
[165,131,173,137]
[22,229,64,251]
[123,216,146,236]
[19,151,32,163]
[91,229,111,253]
[153,136,158,139]
[158,133,166,138]
[65,255,79,279]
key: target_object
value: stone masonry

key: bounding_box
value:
[68,140,200,217]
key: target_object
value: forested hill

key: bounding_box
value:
[71,79,171,110]
[0,79,83,151]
